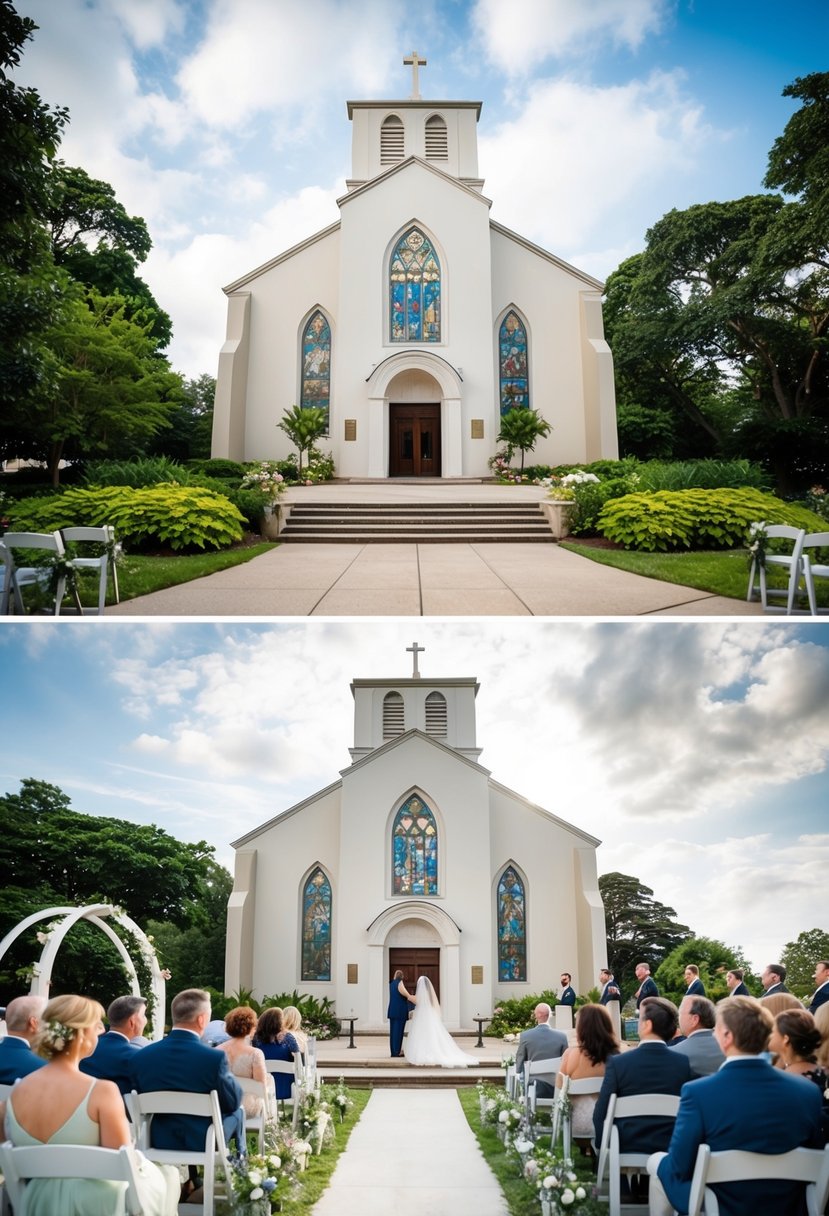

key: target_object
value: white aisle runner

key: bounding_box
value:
[311,1088,509,1216]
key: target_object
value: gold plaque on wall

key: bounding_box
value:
[344,419,357,441]
[471,965,484,984]
[471,419,484,439]
[347,964,358,983]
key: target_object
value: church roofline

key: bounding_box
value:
[222,220,342,294]
[351,676,478,693]
[337,155,493,210]
[489,219,606,291]
[342,727,491,778]
[488,776,602,848]
[229,776,344,849]
[347,99,482,119]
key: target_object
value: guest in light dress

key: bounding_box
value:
[556,1002,620,1151]
[216,1005,271,1120]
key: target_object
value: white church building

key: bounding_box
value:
[212,53,618,479]
[225,646,608,1031]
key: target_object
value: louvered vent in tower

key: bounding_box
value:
[381,115,405,164]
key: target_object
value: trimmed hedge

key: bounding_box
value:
[597,488,825,552]
[8,484,245,551]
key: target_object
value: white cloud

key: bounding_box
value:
[109,0,186,50]
[471,0,668,74]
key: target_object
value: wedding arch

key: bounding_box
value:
[0,903,166,1040]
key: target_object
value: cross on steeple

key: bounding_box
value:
[403,49,427,100]
[406,641,425,679]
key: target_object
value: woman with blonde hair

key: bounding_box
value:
[0,993,178,1216]
[281,1005,308,1054]
[759,991,803,1018]
[217,1005,270,1119]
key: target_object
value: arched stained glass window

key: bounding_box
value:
[300,310,331,428]
[497,865,526,982]
[498,310,529,416]
[301,867,331,981]
[390,227,441,343]
[392,794,438,896]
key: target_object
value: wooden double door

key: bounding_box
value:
[389,403,441,477]
[389,947,440,1003]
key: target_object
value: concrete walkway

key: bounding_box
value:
[310,1088,508,1216]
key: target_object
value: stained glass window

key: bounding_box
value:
[498,310,529,416]
[497,865,526,982]
[300,310,331,428]
[390,228,441,343]
[301,866,331,981]
[392,794,438,895]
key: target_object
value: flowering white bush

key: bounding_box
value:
[241,462,286,502]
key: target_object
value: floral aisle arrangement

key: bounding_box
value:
[227,1150,284,1214]
[294,1081,335,1154]
[328,1076,354,1122]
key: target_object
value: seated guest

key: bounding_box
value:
[201,1018,231,1046]
[130,987,245,1156]
[593,996,691,1155]
[670,995,724,1078]
[758,991,802,1018]
[0,995,46,1083]
[769,1008,822,1081]
[0,993,178,1216]
[725,968,749,997]
[648,995,822,1216]
[514,1003,568,1100]
[81,994,146,1095]
[253,1007,300,1101]
[217,1006,270,1119]
[281,1006,308,1055]
[556,1003,619,1147]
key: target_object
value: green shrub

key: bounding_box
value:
[8,484,245,551]
[186,475,267,530]
[189,458,247,480]
[83,457,192,487]
[550,458,640,481]
[570,475,640,536]
[636,458,771,492]
[598,488,825,552]
[488,991,558,1036]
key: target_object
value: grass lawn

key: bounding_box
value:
[561,541,828,609]
[278,1087,371,1216]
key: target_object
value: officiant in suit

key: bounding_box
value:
[0,996,46,1084]
[514,1003,568,1099]
[649,995,822,1216]
[81,994,146,1095]
[130,988,244,1152]
[387,970,415,1057]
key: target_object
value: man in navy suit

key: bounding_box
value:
[81,994,146,1095]
[387,970,415,1057]
[593,997,691,1154]
[0,996,46,1083]
[808,959,829,1014]
[760,962,789,996]
[130,988,244,1153]
[559,973,576,1008]
[634,962,659,1008]
[649,995,822,1216]
[683,965,705,997]
[725,969,750,997]
[599,968,622,1006]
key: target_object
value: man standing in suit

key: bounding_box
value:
[514,1003,568,1099]
[760,962,789,996]
[130,988,244,1153]
[559,974,576,1008]
[670,996,724,1078]
[683,965,705,997]
[593,997,691,1155]
[81,994,146,1095]
[634,962,659,1009]
[387,970,415,1057]
[0,995,46,1083]
[808,960,829,1013]
[725,968,750,997]
[599,968,621,1006]
[649,996,822,1216]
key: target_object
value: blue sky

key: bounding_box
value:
[1,619,827,973]
[14,0,829,380]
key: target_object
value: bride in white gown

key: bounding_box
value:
[403,976,479,1067]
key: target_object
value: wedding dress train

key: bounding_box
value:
[403,976,479,1068]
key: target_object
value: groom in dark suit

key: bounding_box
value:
[130,988,244,1152]
[387,970,415,1057]
[649,995,822,1216]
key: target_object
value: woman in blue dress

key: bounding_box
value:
[253,1007,300,1101]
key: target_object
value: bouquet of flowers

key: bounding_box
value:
[536,1155,591,1215]
[326,1076,353,1122]
[227,1151,283,1212]
[241,462,286,502]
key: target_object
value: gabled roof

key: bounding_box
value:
[488,777,602,848]
[223,220,341,294]
[337,154,492,210]
[230,775,343,848]
[490,219,605,291]
[344,727,490,777]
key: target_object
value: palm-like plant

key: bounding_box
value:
[497,408,552,472]
[277,405,329,478]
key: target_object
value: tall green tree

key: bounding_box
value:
[599,871,691,997]
[780,928,829,993]
[152,373,215,463]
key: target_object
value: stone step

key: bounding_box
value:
[279,501,554,543]
[280,532,553,544]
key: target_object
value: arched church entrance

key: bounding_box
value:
[365,353,464,479]
[387,369,441,477]
[367,899,462,1029]
[389,947,440,1002]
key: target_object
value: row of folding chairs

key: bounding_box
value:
[746,523,829,614]
[0,526,120,616]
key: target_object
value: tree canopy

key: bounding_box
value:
[654,936,757,1004]
[599,871,691,997]
[780,927,829,993]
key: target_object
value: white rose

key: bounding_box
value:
[561,1189,575,1205]
[499,1110,509,1123]
[248,1170,262,1186]
[268,1155,281,1169]
[542,1175,556,1189]
[576,1187,586,1199]
[249,1186,264,1200]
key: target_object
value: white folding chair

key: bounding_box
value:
[746,523,807,613]
[1,531,69,615]
[236,1076,273,1152]
[62,525,121,613]
[684,1142,829,1216]
[0,1139,144,1215]
[264,1059,298,1125]
[524,1056,562,1120]
[128,1088,232,1216]
[553,1074,604,1158]
[0,1083,13,1102]
[0,542,28,615]
[595,1092,680,1216]
[801,531,829,616]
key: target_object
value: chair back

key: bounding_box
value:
[686,1142,829,1216]
[128,1087,232,1213]
[237,1076,271,1151]
[61,526,114,546]
[61,525,119,613]
[0,1139,143,1215]
[2,532,67,615]
[596,1092,681,1214]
